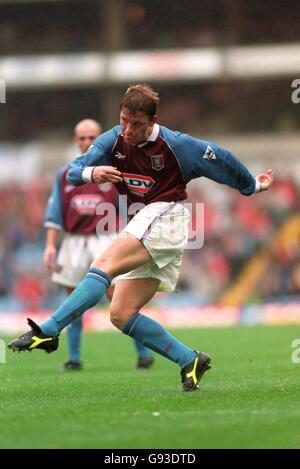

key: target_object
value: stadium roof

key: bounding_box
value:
[1,43,300,89]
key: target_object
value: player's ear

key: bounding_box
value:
[150,114,158,125]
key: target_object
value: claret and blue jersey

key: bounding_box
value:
[67,123,256,205]
[44,166,119,235]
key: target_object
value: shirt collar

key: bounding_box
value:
[138,123,160,148]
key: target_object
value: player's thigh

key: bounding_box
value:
[91,233,151,277]
[109,277,160,329]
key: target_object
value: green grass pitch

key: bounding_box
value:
[1,324,300,449]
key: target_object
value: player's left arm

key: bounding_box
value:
[174,134,273,195]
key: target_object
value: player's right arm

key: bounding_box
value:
[44,168,64,270]
[67,127,122,185]
[44,228,60,270]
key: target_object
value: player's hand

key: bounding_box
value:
[255,169,274,191]
[44,246,57,270]
[92,166,123,184]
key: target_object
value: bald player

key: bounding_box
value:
[43,119,153,371]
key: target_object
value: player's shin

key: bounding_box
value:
[123,312,196,368]
[67,316,83,363]
[133,337,152,359]
[41,268,111,336]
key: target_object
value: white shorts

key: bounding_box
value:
[118,202,190,292]
[52,232,116,288]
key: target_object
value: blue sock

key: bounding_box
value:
[67,316,83,363]
[41,268,111,336]
[132,338,152,359]
[123,313,196,369]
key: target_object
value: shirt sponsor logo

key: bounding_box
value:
[70,194,103,214]
[122,173,155,194]
[151,154,164,171]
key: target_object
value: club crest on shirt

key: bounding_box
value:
[151,154,164,171]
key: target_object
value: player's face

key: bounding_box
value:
[75,127,99,153]
[120,109,157,145]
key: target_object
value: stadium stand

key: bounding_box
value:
[0,174,299,312]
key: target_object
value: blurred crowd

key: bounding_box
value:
[0,179,62,312]
[0,175,299,312]
[179,176,300,305]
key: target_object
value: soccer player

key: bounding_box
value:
[43,118,153,371]
[9,84,273,391]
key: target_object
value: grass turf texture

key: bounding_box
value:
[1,324,300,449]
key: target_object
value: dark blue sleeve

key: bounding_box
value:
[67,126,120,185]
[161,128,256,196]
[44,167,64,229]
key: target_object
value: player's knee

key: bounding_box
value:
[110,308,130,331]
[91,253,108,269]
[91,255,115,277]
[110,310,123,330]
